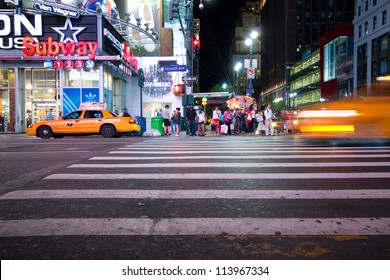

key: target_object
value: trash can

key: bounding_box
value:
[134,116,146,136]
[151,116,164,135]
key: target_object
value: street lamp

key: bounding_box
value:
[245,31,258,97]
[222,83,227,90]
[235,62,242,95]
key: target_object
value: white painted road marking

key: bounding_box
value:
[89,154,390,160]
[68,162,390,168]
[2,189,390,200]
[0,217,389,236]
[44,172,390,180]
[109,150,390,154]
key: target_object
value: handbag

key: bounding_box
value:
[221,124,228,134]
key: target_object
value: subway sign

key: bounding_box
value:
[0,14,98,59]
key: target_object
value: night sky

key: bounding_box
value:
[193,0,244,92]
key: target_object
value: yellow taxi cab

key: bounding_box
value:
[296,96,390,139]
[26,109,140,139]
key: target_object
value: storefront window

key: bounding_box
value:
[25,69,60,124]
[65,69,99,88]
[0,69,14,132]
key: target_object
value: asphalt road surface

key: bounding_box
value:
[1,133,390,259]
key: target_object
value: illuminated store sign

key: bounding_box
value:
[22,36,98,59]
[103,28,137,69]
[0,14,98,59]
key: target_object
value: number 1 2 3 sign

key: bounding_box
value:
[54,60,87,70]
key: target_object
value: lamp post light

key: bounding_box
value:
[245,31,258,97]
[235,62,242,95]
[222,83,227,90]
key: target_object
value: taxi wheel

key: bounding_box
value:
[37,125,53,139]
[101,124,116,138]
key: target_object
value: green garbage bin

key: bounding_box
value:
[151,116,164,135]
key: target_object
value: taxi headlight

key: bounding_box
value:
[129,118,137,124]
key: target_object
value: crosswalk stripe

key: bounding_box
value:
[0,217,389,236]
[2,189,390,200]
[109,150,390,154]
[89,154,390,160]
[44,172,390,180]
[68,162,390,168]
[123,146,390,150]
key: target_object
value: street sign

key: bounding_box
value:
[247,67,255,79]
[186,86,193,95]
[163,64,187,72]
[182,76,197,82]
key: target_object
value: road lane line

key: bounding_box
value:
[109,150,390,154]
[68,162,390,168]
[89,154,390,160]
[2,189,390,200]
[44,172,390,180]
[0,217,389,236]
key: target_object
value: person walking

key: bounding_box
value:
[223,108,233,135]
[46,108,54,120]
[122,108,131,117]
[174,108,181,136]
[264,103,274,136]
[162,105,171,136]
[212,106,222,135]
[171,109,177,133]
[197,106,206,136]
[246,105,255,135]
[186,104,197,136]
[233,108,242,135]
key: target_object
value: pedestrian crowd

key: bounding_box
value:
[158,103,298,137]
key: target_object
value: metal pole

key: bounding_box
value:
[140,86,143,118]
[249,42,253,97]
[236,69,239,95]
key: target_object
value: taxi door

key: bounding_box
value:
[78,110,104,133]
[56,110,83,134]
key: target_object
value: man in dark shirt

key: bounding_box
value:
[186,104,197,136]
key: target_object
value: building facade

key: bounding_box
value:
[260,0,355,104]
[231,1,261,97]
[353,0,390,97]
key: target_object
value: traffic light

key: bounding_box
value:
[137,68,144,87]
[173,84,185,95]
[169,0,179,20]
[193,38,200,57]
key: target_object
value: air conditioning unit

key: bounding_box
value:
[4,0,18,8]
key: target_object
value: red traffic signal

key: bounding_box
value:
[173,84,185,95]
[193,38,200,57]
[193,39,199,47]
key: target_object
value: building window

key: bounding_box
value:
[358,25,362,37]
[365,0,368,12]
[379,59,388,75]
[365,22,368,35]
[358,6,361,16]
[373,16,377,30]
[373,0,377,6]
[379,35,389,52]
[383,10,387,25]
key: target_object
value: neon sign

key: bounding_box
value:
[22,36,98,59]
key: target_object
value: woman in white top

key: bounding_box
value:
[197,106,206,136]
[212,106,222,135]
